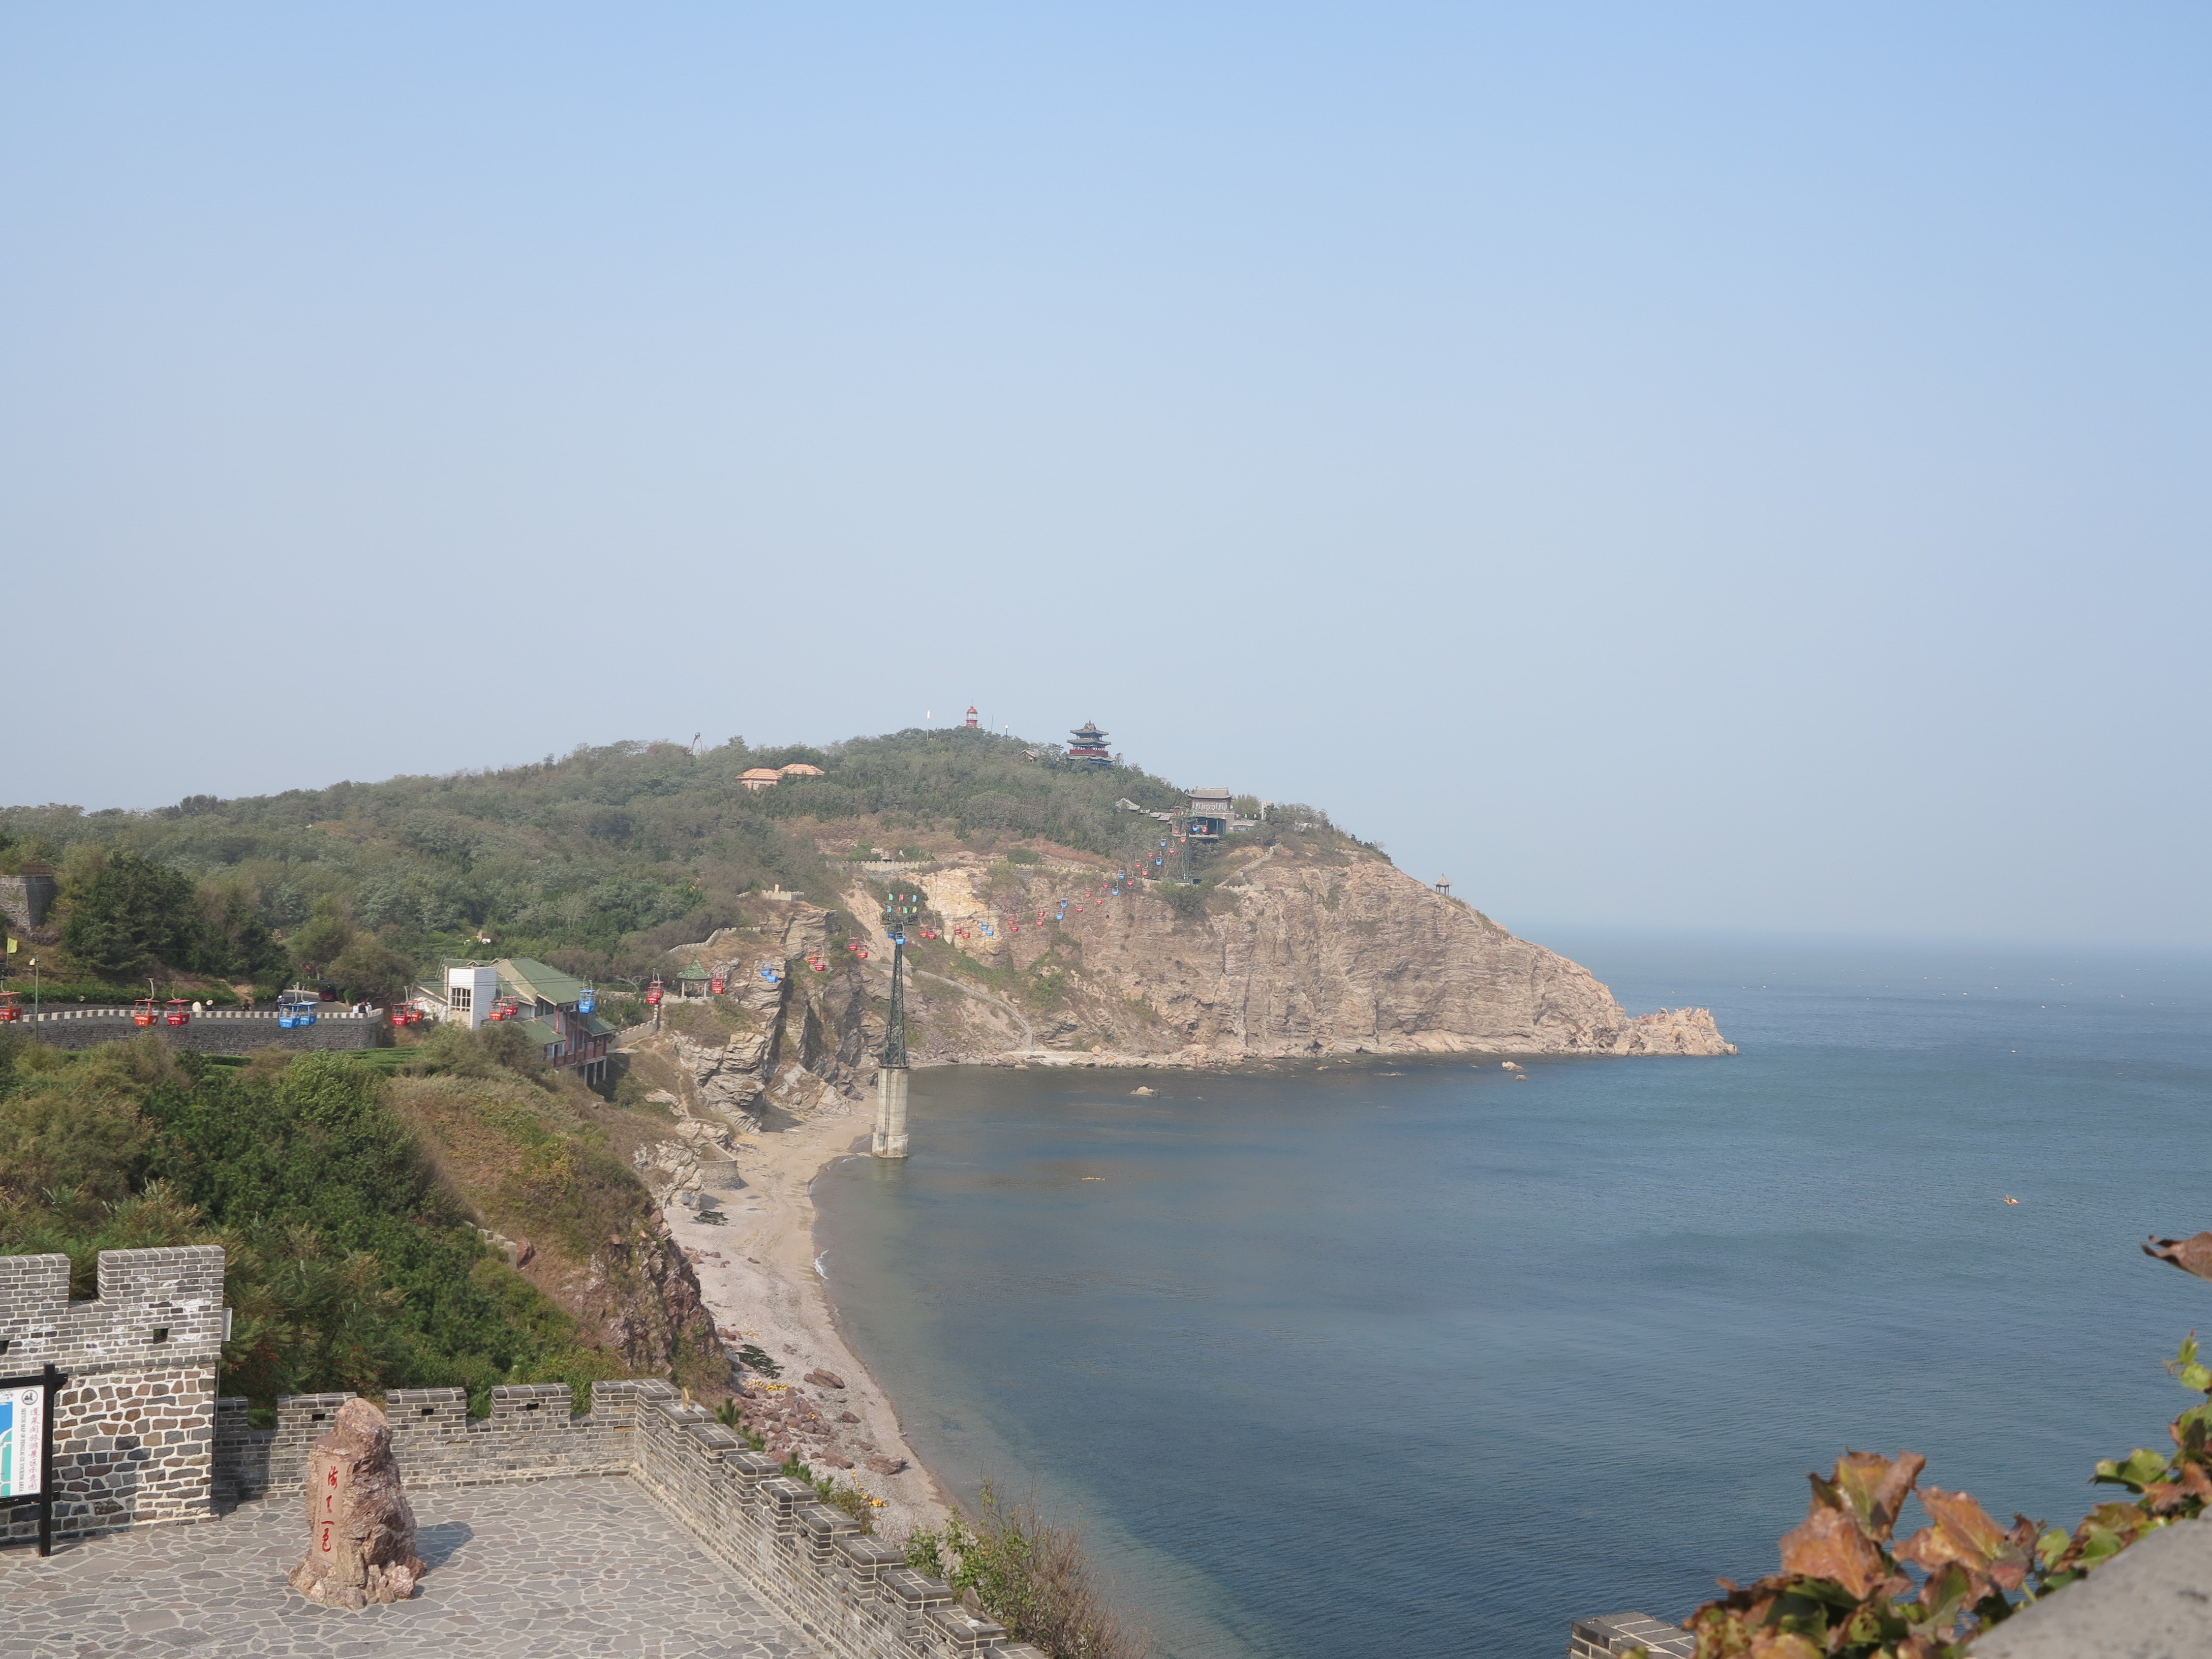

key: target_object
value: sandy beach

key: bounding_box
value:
[657,1093,950,1542]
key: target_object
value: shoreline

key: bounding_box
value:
[656,1097,951,1541]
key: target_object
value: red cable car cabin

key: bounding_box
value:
[133,998,160,1028]
[645,979,663,1006]
[0,991,20,1023]
[165,999,192,1027]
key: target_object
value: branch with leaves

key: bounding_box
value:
[1678,1334,2212,1658]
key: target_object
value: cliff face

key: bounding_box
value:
[886,845,1734,1061]
[636,844,1728,1127]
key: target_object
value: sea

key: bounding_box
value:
[812,934,2212,1657]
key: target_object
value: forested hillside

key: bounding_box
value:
[0,1027,726,1414]
[0,728,1335,1001]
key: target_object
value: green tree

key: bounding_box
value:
[289,896,355,975]
[59,849,201,979]
[325,935,414,1004]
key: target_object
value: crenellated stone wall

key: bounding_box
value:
[0,1246,226,1546]
[4,1247,1050,1659]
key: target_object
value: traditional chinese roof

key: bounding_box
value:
[676,958,712,982]
[739,768,783,782]
[778,763,824,776]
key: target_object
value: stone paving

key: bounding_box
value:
[0,1477,828,1659]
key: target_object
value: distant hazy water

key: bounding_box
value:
[814,937,2212,1657]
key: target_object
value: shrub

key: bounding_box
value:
[906,1483,1136,1659]
[1005,847,1040,865]
[1683,1334,2212,1657]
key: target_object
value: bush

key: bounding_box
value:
[1684,1334,2212,1657]
[1005,847,1040,865]
[0,1040,603,1410]
[906,1483,1136,1659]
[1155,882,1209,919]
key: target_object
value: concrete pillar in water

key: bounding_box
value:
[872,1066,909,1159]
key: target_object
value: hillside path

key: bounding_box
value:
[913,968,1036,1049]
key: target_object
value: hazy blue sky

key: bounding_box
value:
[5,5,2206,946]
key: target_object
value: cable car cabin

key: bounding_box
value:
[278,1000,318,1029]
[645,979,664,1007]
[710,974,728,994]
[485,997,520,1023]
[0,991,20,1023]
[164,999,192,1027]
[757,961,780,984]
[133,998,160,1028]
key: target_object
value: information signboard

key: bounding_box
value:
[1,1366,62,1555]
[0,1378,43,1497]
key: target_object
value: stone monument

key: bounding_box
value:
[285,1397,426,1609]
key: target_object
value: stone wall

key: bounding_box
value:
[216,1382,638,1501]
[0,870,58,932]
[0,1247,225,1546]
[24,1008,389,1054]
[207,1378,1046,1659]
[3,1246,1054,1659]
[1568,1611,1696,1657]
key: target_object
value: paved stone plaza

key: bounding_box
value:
[0,1478,829,1659]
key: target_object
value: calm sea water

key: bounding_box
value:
[813,936,2212,1657]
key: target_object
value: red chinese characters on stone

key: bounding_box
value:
[286,1400,425,1610]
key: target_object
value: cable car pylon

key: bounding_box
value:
[872,884,920,1160]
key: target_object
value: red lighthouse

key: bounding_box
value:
[965,706,979,727]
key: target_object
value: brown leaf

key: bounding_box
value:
[1779,1503,1889,1599]
[1746,1630,1823,1659]
[1898,1486,2033,1595]
[1828,1449,1926,1539]
[2180,1463,2212,1503]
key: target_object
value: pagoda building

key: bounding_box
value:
[1068,721,1112,766]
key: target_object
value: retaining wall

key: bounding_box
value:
[22,1008,388,1054]
[0,871,58,932]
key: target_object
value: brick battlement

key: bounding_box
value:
[3,1247,1049,1659]
[0,1247,226,1546]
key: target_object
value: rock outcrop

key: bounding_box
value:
[286,1398,425,1610]
[630,845,1729,1120]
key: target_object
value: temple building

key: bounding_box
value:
[1068,721,1113,766]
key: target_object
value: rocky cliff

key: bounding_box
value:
[625,841,1730,1135]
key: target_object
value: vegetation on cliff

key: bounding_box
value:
[0,1027,724,1414]
[0,727,1357,1003]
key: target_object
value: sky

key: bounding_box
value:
[4,4,2207,948]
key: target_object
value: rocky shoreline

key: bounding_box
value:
[649,1092,951,1542]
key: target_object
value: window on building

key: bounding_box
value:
[451,986,472,1012]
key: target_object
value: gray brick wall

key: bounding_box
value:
[8,1246,1065,1659]
[1569,1611,1696,1657]
[0,1247,225,1544]
[24,1009,388,1054]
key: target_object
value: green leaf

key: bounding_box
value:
[2093,1448,2173,1492]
